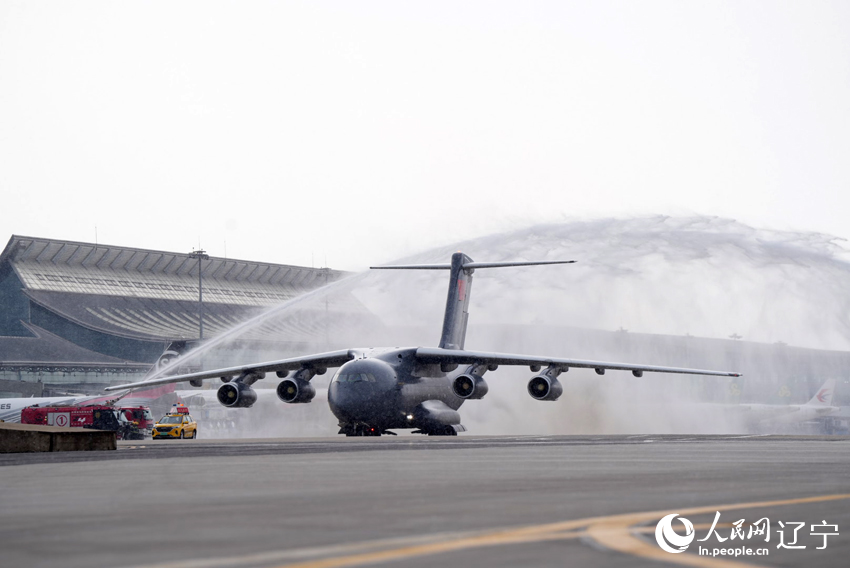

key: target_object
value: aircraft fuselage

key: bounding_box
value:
[327,348,465,435]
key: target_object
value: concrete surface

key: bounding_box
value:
[0,435,848,568]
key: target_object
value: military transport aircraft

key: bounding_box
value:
[106,253,741,436]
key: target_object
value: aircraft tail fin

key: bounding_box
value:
[145,340,189,379]
[439,252,474,350]
[371,253,575,350]
[806,379,837,406]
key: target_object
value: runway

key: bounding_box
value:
[2,435,849,567]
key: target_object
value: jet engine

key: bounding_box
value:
[277,377,316,403]
[217,381,258,408]
[527,375,563,401]
[452,374,489,399]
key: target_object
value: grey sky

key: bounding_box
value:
[1,1,848,270]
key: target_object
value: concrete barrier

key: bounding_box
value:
[0,422,116,453]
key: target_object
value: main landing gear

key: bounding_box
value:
[412,425,459,436]
[339,423,463,437]
[339,424,396,437]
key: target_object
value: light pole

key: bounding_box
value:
[189,249,210,340]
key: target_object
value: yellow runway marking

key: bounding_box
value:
[271,530,587,568]
[580,494,850,568]
[587,520,755,568]
[131,493,850,568]
[273,494,850,568]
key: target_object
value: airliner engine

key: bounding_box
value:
[452,374,489,399]
[527,375,563,401]
[277,377,316,403]
[217,381,258,408]
[217,370,263,408]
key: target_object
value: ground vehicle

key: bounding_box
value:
[152,404,198,439]
[116,406,155,437]
[20,404,150,440]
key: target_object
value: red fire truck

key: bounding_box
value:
[21,404,154,440]
[115,406,155,438]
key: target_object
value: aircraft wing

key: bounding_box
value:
[414,347,741,377]
[103,350,357,391]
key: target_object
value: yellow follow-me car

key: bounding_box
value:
[152,404,198,439]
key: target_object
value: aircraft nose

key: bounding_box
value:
[328,381,383,422]
[328,381,362,418]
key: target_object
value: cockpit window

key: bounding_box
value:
[335,373,377,383]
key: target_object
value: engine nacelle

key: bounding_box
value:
[277,377,316,404]
[527,375,563,401]
[217,381,258,408]
[452,374,489,399]
[189,379,204,388]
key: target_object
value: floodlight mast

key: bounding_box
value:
[189,249,210,339]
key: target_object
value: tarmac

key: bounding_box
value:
[1,435,849,568]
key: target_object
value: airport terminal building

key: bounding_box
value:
[0,235,347,396]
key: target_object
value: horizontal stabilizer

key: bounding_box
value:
[371,263,452,270]
[373,253,577,351]
[370,259,575,270]
[464,260,576,269]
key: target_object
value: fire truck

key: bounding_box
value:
[115,406,155,438]
[21,404,154,440]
